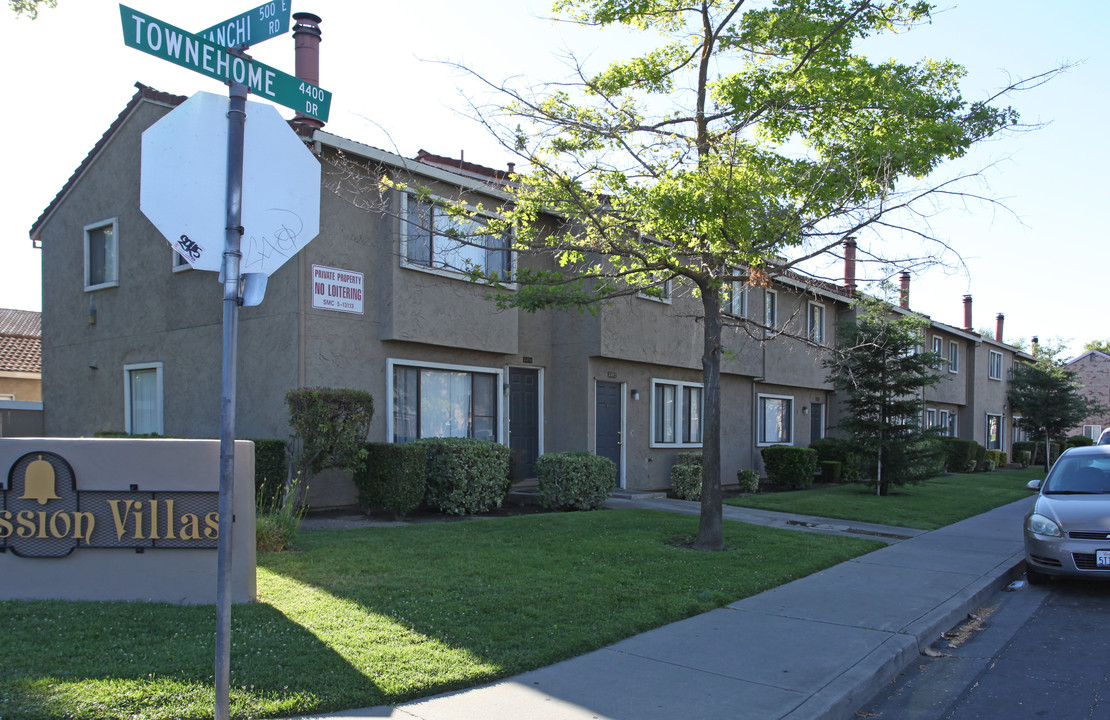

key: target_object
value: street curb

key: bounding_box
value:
[789,552,1027,720]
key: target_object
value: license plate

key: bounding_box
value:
[1098,550,1110,568]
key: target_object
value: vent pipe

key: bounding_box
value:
[995,313,1005,343]
[963,295,973,332]
[899,272,910,310]
[843,237,857,295]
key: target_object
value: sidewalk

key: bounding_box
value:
[286,495,1033,720]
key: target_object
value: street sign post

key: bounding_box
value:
[121,6,330,718]
[120,4,331,122]
[198,1,292,49]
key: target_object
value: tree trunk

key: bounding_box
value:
[694,285,724,551]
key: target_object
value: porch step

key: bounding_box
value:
[609,489,669,500]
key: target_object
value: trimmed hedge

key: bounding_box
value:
[669,452,703,501]
[416,437,511,515]
[253,438,290,507]
[761,445,819,490]
[737,468,760,494]
[354,442,428,518]
[1015,450,1031,467]
[535,452,616,510]
[1014,440,1063,467]
[808,437,862,483]
[1067,435,1095,448]
[940,437,979,473]
[820,460,842,484]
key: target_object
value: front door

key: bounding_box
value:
[509,368,540,480]
[595,381,623,487]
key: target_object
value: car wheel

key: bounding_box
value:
[1025,565,1050,585]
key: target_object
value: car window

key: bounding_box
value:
[1044,456,1110,493]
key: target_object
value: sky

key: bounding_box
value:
[1,1,1106,358]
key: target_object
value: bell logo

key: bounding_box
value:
[19,455,61,505]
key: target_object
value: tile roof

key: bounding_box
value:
[0,309,41,375]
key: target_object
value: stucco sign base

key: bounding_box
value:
[0,438,256,604]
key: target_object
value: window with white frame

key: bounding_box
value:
[807,302,825,343]
[402,193,510,280]
[1083,425,1103,440]
[124,362,163,435]
[938,409,955,437]
[926,408,937,428]
[757,394,793,445]
[723,278,748,317]
[764,289,778,328]
[173,247,191,271]
[988,350,1003,381]
[85,218,119,291]
[1013,418,1029,444]
[948,341,959,373]
[651,379,703,446]
[390,360,501,444]
[932,336,943,356]
[636,273,673,303]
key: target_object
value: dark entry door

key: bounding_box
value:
[595,381,623,487]
[509,368,540,480]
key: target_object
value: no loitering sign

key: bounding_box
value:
[312,265,364,314]
[119,4,331,122]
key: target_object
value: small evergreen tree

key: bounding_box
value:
[1009,343,1102,471]
[824,296,944,495]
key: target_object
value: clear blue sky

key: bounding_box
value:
[2,1,1105,356]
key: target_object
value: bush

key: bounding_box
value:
[984,449,1002,470]
[808,437,862,483]
[974,443,988,472]
[1067,435,1095,448]
[736,468,760,494]
[667,452,702,500]
[998,451,1009,467]
[417,437,511,515]
[820,460,842,484]
[354,442,427,519]
[761,445,819,490]
[940,437,979,474]
[252,438,289,508]
[535,452,616,510]
[256,474,306,552]
[1016,450,1031,467]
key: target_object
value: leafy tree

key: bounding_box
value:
[824,296,945,495]
[1082,339,1110,355]
[8,0,55,18]
[1009,345,1102,471]
[462,0,1035,549]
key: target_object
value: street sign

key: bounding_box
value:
[140,91,321,276]
[197,1,292,50]
[119,5,331,122]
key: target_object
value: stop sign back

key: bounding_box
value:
[140,91,321,275]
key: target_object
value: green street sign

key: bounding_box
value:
[197,1,292,50]
[120,5,331,122]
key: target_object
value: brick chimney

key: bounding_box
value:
[963,295,973,332]
[899,272,910,309]
[292,12,324,131]
[843,237,857,295]
[995,313,1005,343]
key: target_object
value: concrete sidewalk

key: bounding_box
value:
[286,496,1034,720]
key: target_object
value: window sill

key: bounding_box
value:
[650,441,703,449]
[400,260,516,289]
[84,281,119,292]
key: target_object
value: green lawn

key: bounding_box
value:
[0,509,880,720]
[727,467,1042,530]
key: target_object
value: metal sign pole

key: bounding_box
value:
[215,81,248,720]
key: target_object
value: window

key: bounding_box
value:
[402,194,510,280]
[764,289,778,328]
[651,380,703,446]
[986,414,1003,451]
[926,408,937,428]
[1013,418,1029,443]
[723,278,748,317]
[85,219,119,290]
[637,273,673,303]
[757,394,793,445]
[173,247,191,271]
[948,341,959,373]
[938,409,956,437]
[931,336,943,356]
[1083,425,1103,440]
[988,350,1003,380]
[390,360,501,444]
[124,363,163,435]
[807,302,825,343]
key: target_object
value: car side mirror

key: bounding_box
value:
[1026,479,1042,491]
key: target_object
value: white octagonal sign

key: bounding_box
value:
[141,91,321,275]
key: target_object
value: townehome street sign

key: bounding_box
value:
[120,4,331,122]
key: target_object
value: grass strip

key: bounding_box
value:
[727,468,1042,530]
[0,508,880,720]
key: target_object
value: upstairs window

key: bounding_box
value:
[931,336,943,356]
[989,350,1003,380]
[722,277,748,317]
[402,194,510,280]
[85,219,119,291]
[807,302,826,343]
[765,289,778,329]
[948,341,960,373]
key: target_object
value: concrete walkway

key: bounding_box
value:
[285,495,1034,720]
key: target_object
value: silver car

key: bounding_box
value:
[1024,445,1110,584]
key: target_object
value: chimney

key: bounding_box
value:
[843,237,857,296]
[995,313,1005,343]
[899,272,910,310]
[1032,336,1039,356]
[963,295,973,332]
[292,12,324,130]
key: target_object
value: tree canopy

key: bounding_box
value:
[460,0,1040,550]
[8,0,55,19]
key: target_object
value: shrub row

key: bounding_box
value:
[535,452,615,510]
[760,445,819,490]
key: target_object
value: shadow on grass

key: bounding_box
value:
[0,598,378,720]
